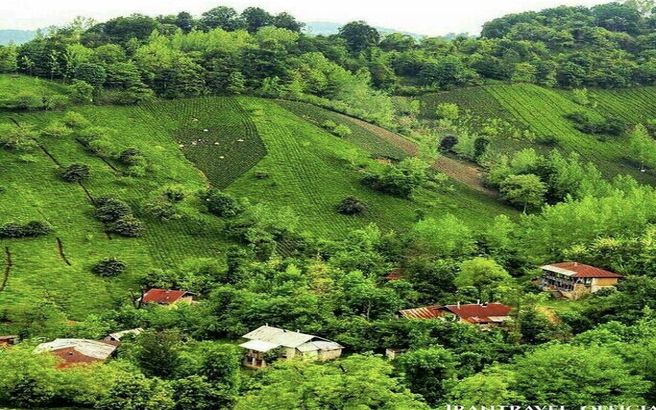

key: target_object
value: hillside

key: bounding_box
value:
[419,83,656,184]
[0,83,513,332]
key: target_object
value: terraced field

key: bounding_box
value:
[277,100,413,159]
[420,84,656,183]
[141,98,266,188]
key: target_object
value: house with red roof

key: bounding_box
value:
[398,302,513,328]
[441,302,513,328]
[139,288,194,307]
[540,262,623,299]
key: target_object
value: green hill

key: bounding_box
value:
[419,84,656,184]
[0,84,513,332]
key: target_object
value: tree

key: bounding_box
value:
[199,6,243,31]
[273,12,303,32]
[235,355,430,409]
[338,21,380,54]
[499,174,547,212]
[435,103,459,121]
[628,124,656,170]
[448,367,524,407]
[97,373,174,410]
[201,189,243,218]
[92,257,127,277]
[73,63,106,88]
[175,12,194,33]
[411,214,476,258]
[455,257,512,301]
[60,163,90,182]
[135,330,182,379]
[337,196,368,215]
[396,346,458,405]
[513,344,649,406]
[69,80,94,104]
[241,7,273,33]
[0,45,18,73]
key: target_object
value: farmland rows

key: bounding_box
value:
[142,97,266,189]
[277,100,410,159]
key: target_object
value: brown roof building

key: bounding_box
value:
[34,339,117,368]
[0,335,18,347]
[140,289,194,306]
[441,303,513,326]
[540,262,623,299]
[399,305,443,319]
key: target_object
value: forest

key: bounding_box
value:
[1,1,656,409]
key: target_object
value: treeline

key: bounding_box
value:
[0,2,654,121]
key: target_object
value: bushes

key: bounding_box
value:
[92,257,127,277]
[0,221,50,238]
[566,111,628,136]
[60,164,90,183]
[337,197,368,215]
[362,158,430,199]
[0,124,38,152]
[94,197,144,237]
[321,120,353,138]
[201,189,243,218]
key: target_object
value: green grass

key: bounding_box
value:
[0,74,69,98]
[0,78,513,333]
[140,97,266,188]
[420,84,656,184]
[276,100,411,160]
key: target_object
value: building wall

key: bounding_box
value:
[317,349,342,361]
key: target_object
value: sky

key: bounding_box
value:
[2,0,612,35]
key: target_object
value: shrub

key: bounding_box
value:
[42,94,69,111]
[144,198,178,221]
[117,148,144,166]
[435,103,459,120]
[0,221,50,238]
[333,124,353,138]
[0,124,38,152]
[107,215,144,237]
[321,120,337,130]
[63,111,91,129]
[94,197,132,222]
[201,189,243,218]
[337,197,368,215]
[163,186,185,203]
[92,257,127,277]
[60,164,90,183]
[439,135,458,153]
[69,80,94,104]
[40,122,72,139]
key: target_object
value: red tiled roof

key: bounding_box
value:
[142,289,190,304]
[399,305,443,319]
[443,303,512,324]
[542,262,623,278]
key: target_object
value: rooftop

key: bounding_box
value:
[241,325,343,353]
[399,305,443,319]
[540,262,623,279]
[34,339,117,361]
[142,289,192,304]
[442,303,512,324]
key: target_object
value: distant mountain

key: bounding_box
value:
[0,30,37,45]
[304,21,424,39]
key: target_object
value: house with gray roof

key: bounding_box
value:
[239,325,343,368]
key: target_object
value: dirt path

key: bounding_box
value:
[338,114,419,156]
[338,113,496,196]
[432,156,496,196]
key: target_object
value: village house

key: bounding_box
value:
[0,335,18,347]
[139,288,194,307]
[103,328,144,346]
[398,302,513,328]
[540,262,623,299]
[441,302,513,328]
[34,339,117,368]
[239,325,343,369]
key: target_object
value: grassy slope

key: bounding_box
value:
[0,90,513,332]
[420,84,656,183]
[0,74,70,97]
